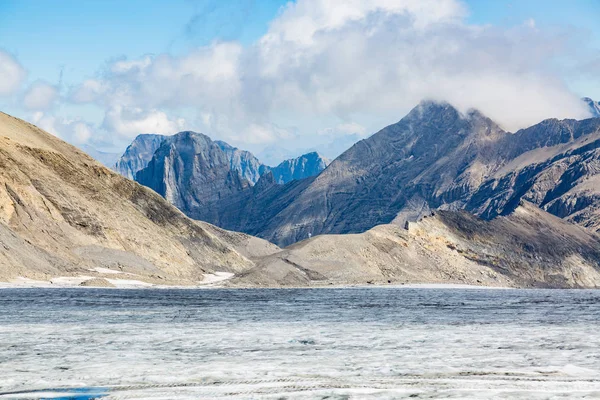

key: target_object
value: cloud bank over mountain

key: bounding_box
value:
[3,0,599,156]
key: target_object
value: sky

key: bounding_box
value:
[1,0,599,165]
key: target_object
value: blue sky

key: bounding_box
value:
[0,0,599,164]
[0,0,285,85]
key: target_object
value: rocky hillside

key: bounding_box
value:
[213,101,600,246]
[465,118,600,230]
[0,112,279,285]
[231,202,600,288]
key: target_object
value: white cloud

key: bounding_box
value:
[318,122,367,137]
[70,79,107,103]
[0,50,26,96]
[23,80,58,110]
[31,112,95,144]
[67,0,594,150]
[102,106,186,137]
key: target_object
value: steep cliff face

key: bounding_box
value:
[0,112,278,284]
[114,134,166,179]
[135,131,255,224]
[132,131,329,225]
[271,152,329,184]
[214,141,269,184]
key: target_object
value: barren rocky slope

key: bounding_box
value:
[230,202,600,288]
[0,112,279,285]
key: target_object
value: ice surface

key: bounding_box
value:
[0,288,599,399]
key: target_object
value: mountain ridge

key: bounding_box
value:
[192,100,600,246]
[2,109,600,289]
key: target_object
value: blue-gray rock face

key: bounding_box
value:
[135,132,252,224]
[133,131,329,226]
[116,134,328,186]
[115,134,166,179]
[214,141,269,184]
[271,152,330,184]
[584,97,600,118]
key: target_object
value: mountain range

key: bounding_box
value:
[114,132,329,184]
[143,100,599,247]
[3,98,600,288]
[109,98,600,248]
[113,131,329,225]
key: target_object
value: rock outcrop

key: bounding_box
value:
[134,131,329,224]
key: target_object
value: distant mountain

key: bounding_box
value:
[257,135,361,166]
[135,131,251,223]
[116,133,328,186]
[584,97,600,118]
[271,152,329,184]
[114,134,166,179]
[134,131,329,225]
[206,100,600,246]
